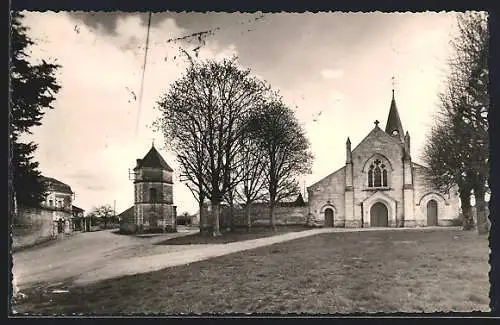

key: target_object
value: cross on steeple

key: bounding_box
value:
[391,75,398,97]
[374,120,380,127]
[151,138,155,147]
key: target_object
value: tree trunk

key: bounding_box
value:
[199,201,210,236]
[269,202,277,231]
[475,186,489,235]
[229,202,235,232]
[212,201,222,237]
[460,190,475,230]
[246,204,252,232]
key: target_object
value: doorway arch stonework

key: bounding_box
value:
[418,192,446,226]
[362,191,397,227]
[320,204,338,227]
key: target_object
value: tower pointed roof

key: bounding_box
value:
[135,144,173,172]
[384,90,405,142]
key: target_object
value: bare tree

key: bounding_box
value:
[454,12,489,235]
[234,135,268,231]
[423,114,475,230]
[422,12,489,233]
[156,57,269,236]
[247,97,313,231]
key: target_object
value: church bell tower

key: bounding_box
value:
[384,82,414,227]
[385,89,405,143]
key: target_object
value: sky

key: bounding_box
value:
[19,11,461,215]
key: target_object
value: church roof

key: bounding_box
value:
[412,161,429,170]
[351,123,404,153]
[134,145,173,172]
[307,166,346,190]
[384,91,405,142]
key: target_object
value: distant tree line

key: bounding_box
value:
[85,205,119,229]
[154,55,313,237]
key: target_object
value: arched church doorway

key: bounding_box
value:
[370,202,388,227]
[324,208,334,227]
[427,200,438,226]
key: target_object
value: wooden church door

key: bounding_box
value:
[324,208,334,227]
[370,202,388,227]
[427,200,438,226]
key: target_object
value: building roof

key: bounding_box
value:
[294,193,306,206]
[118,206,134,218]
[307,165,346,190]
[134,145,173,172]
[384,91,405,142]
[351,124,403,154]
[41,176,73,194]
[72,205,84,213]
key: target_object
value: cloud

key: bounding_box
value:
[20,11,240,213]
[320,69,345,80]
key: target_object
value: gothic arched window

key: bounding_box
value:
[368,159,388,188]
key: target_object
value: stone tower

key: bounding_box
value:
[132,144,177,233]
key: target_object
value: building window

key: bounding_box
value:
[49,200,53,207]
[368,159,388,188]
[150,188,157,203]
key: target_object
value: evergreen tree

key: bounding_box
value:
[10,12,61,207]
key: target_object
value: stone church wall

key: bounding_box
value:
[307,167,346,226]
[411,164,461,226]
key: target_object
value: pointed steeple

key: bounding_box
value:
[385,90,404,142]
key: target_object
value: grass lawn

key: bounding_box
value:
[155,225,311,245]
[12,228,490,315]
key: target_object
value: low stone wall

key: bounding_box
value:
[12,206,71,250]
[206,204,309,228]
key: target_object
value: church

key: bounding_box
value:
[307,91,461,228]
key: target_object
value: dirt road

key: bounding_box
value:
[12,228,198,291]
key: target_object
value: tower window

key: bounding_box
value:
[368,159,388,188]
[150,188,157,203]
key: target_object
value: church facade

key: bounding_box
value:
[307,92,461,228]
